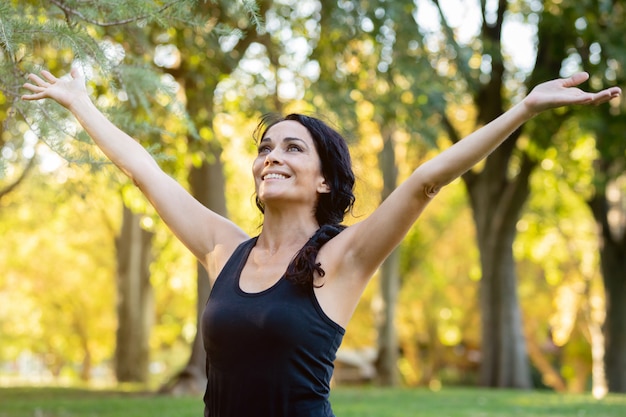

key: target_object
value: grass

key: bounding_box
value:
[0,386,625,417]
[331,386,626,416]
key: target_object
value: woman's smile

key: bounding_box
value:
[263,172,290,181]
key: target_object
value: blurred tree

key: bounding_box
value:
[310,0,445,386]
[1,0,209,384]
[518,0,625,393]
[515,159,602,393]
[0,0,102,200]
[424,0,620,388]
[0,165,118,382]
[114,204,155,383]
[396,180,481,387]
[309,0,622,390]
[571,0,626,393]
[9,1,190,382]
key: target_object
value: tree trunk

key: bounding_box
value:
[375,126,400,386]
[588,312,608,398]
[159,262,211,396]
[115,203,154,383]
[466,154,534,388]
[525,331,566,392]
[437,0,574,390]
[589,191,626,393]
[160,143,227,395]
[376,248,400,385]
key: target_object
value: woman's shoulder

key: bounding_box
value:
[204,228,252,282]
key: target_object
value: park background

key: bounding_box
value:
[1,0,625,409]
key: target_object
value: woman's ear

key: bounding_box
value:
[317,179,331,194]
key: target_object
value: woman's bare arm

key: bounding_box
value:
[336,72,621,282]
[22,68,248,271]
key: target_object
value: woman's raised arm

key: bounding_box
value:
[22,68,248,273]
[339,72,621,281]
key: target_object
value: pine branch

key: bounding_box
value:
[49,0,183,27]
[241,0,264,30]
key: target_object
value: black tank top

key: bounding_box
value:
[202,237,345,417]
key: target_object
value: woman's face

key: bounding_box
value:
[253,120,330,211]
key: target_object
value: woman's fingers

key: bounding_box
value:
[22,81,37,91]
[21,91,44,100]
[25,70,63,88]
[605,86,622,99]
[40,70,58,84]
[21,82,48,98]
[26,73,52,87]
[22,80,44,93]
[21,68,88,106]
[588,86,621,105]
[563,72,590,88]
[70,67,81,79]
[22,73,54,100]
[564,73,621,104]
[530,73,621,111]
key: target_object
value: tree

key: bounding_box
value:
[114,204,155,382]
[310,0,445,386]
[573,0,626,393]
[310,0,532,387]
[0,0,94,201]
[311,0,621,389]
[1,0,203,384]
[0,166,119,382]
[453,0,535,387]
[426,0,621,388]
[514,0,626,393]
[515,157,603,392]
[588,112,626,393]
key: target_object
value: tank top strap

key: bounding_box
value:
[212,236,258,290]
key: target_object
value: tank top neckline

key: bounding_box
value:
[234,236,288,297]
[229,236,346,333]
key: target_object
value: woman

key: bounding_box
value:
[22,69,620,416]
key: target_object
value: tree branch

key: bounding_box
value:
[50,0,181,27]
[431,0,474,88]
[0,145,37,202]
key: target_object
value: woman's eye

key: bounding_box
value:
[258,146,271,154]
[287,144,302,152]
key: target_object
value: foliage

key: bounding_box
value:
[516,160,604,391]
[395,181,481,386]
[0,139,202,384]
[0,166,118,377]
[0,0,264,179]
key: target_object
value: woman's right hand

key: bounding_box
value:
[22,67,88,110]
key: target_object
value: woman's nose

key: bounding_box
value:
[264,149,281,165]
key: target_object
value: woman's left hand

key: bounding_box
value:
[523,72,621,116]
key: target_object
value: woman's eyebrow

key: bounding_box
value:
[261,136,309,146]
[284,137,308,146]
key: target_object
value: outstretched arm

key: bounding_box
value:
[338,72,621,280]
[22,68,248,273]
[407,72,620,198]
[23,69,161,181]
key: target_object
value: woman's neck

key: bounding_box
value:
[257,210,319,254]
